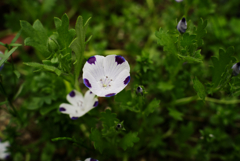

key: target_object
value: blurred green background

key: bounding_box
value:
[1,0,240,160]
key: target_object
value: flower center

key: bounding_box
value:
[76,101,84,113]
[100,76,113,89]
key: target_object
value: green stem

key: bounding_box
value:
[172,95,240,105]
[11,54,17,92]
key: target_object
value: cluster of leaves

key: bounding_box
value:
[2,0,240,161]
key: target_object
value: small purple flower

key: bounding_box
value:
[82,55,131,97]
[0,140,10,160]
[59,90,98,119]
[177,17,187,33]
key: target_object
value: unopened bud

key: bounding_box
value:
[232,62,240,76]
[177,17,187,33]
[47,38,59,53]
[136,86,143,95]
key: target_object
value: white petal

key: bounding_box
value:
[110,69,130,94]
[82,55,105,81]
[84,90,98,109]
[66,90,83,106]
[59,103,85,118]
[0,141,10,160]
[83,72,103,96]
[103,55,130,79]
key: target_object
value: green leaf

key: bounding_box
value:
[142,98,160,116]
[24,62,62,76]
[40,103,58,115]
[14,70,20,79]
[89,128,106,153]
[155,28,177,55]
[54,14,75,51]
[120,132,139,150]
[168,108,183,121]
[0,42,5,46]
[69,16,91,83]
[11,29,22,44]
[193,77,206,101]
[100,110,119,134]
[0,101,8,106]
[194,18,208,46]
[211,47,234,89]
[0,47,18,67]
[181,33,196,48]
[21,20,50,57]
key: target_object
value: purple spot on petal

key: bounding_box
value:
[87,56,96,65]
[71,117,79,120]
[83,79,92,88]
[115,55,125,65]
[69,90,75,97]
[5,155,10,160]
[105,93,116,97]
[93,101,98,107]
[90,91,93,94]
[59,107,66,112]
[90,159,98,161]
[124,76,130,85]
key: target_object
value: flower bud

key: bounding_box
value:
[136,86,143,95]
[116,123,122,130]
[177,17,187,33]
[47,38,59,53]
[232,62,240,76]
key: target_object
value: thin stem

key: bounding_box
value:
[172,95,240,105]
[11,54,17,92]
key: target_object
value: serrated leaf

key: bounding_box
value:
[193,77,206,101]
[120,132,139,150]
[143,98,160,116]
[21,20,50,57]
[55,14,75,51]
[155,28,177,55]
[195,18,208,46]
[211,47,234,89]
[89,128,106,153]
[168,108,183,121]
[70,16,91,82]
[181,33,197,48]
[100,110,119,133]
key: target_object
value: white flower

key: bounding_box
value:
[0,139,10,160]
[177,17,187,33]
[82,55,130,97]
[59,90,98,120]
[175,0,183,2]
[232,62,240,76]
